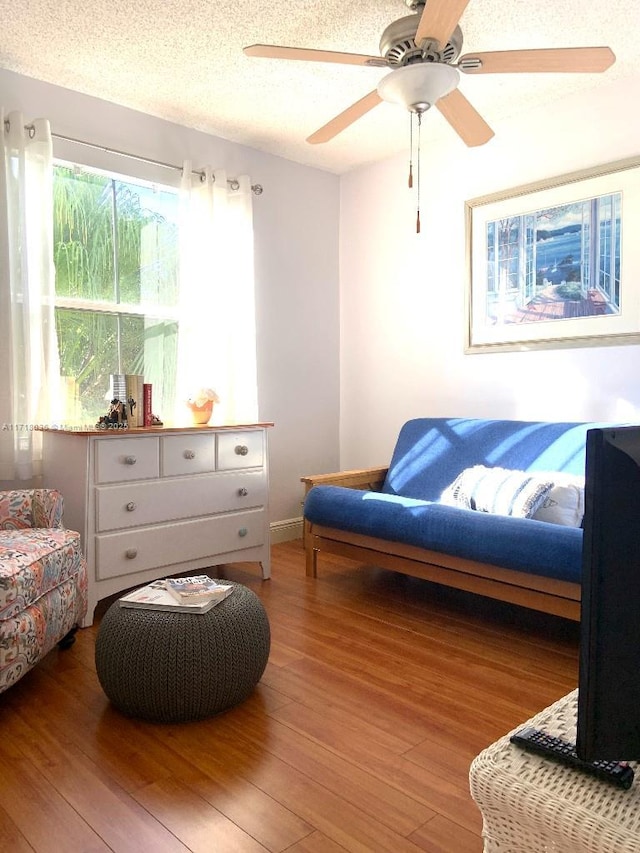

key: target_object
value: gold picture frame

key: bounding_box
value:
[465,156,640,353]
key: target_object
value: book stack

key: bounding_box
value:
[143,383,153,426]
[110,373,127,403]
[124,374,144,427]
[119,576,233,613]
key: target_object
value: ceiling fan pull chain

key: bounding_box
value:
[408,112,414,189]
[416,112,422,234]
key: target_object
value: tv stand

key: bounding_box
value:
[470,690,640,852]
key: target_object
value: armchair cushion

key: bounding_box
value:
[0,489,64,531]
[0,528,86,618]
[0,489,87,693]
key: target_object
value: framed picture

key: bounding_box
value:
[465,157,640,353]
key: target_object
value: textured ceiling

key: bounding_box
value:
[0,0,638,174]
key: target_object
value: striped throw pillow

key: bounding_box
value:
[440,466,554,518]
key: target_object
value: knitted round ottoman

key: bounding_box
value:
[95,581,270,723]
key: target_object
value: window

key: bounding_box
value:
[53,164,179,423]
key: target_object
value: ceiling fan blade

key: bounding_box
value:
[436,89,494,147]
[244,44,386,67]
[306,91,383,144]
[459,46,616,74]
[415,0,472,51]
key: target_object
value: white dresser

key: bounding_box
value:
[42,424,272,626]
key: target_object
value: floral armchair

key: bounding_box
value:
[0,489,88,693]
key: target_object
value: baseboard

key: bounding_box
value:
[270,517,303,544]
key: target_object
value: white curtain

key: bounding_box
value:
[176,163,258,425]
[0,110,61,481]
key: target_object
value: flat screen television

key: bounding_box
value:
[577,424,640,762]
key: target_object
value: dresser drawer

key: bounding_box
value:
[217,431,264,470]
[161,433,216,477]
[95,436,160,483]
[95,470,267,531]
[95,508,266,579]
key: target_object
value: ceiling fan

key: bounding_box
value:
[244,0,615,148]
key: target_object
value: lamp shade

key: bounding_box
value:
[377,62,460,112]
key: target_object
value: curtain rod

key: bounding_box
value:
[4,119,263,195]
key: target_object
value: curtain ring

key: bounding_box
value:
[228,179,240,191]
[3,121,37,138]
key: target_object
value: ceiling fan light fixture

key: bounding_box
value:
[377,63,460,112]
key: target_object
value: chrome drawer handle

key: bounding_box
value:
[238,487,248,497]
[124,455,137,465]
[235,445,249,456]
[238,527,248,537]
[125,548,138,559]
[126,501,137,512]
[183,450,196,459]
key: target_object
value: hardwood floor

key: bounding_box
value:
[0,540,580,852]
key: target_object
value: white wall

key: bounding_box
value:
[339,75,640,469]
[0,69,341,522]
[5,68,640,520]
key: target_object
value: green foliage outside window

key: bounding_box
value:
[53,165,179,423]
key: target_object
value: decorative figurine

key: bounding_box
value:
[96,399,129,429]
[95,396,163,430]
